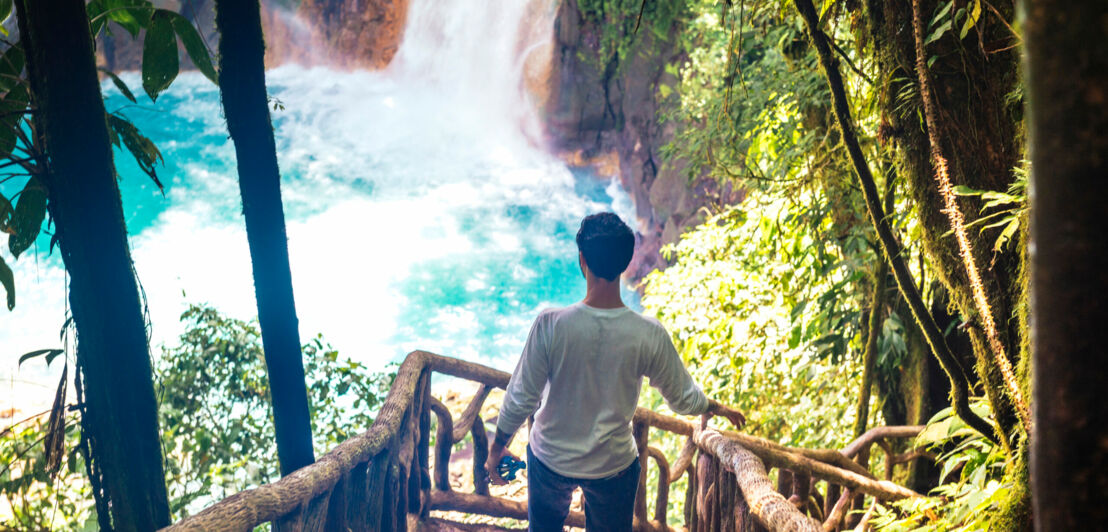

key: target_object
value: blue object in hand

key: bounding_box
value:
[497,455,527,482]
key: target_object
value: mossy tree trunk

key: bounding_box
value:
[214,0,315,475]
[862,0,1025,438]
[1025,0,1108,526]
[14,0,171,529]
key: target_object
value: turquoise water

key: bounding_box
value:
[1,68,637,393]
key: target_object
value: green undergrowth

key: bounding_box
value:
[872,401,1027,531]
[1,304,394,528]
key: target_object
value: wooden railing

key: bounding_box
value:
[164,351,925,531]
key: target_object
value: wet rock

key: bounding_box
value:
[92,0,411,71]
[297,0,411,68]
[543,0,730,285]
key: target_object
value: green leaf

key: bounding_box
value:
[925,19,952,45]
[947,212,1005,238]
[87,0,108,37]
[108,113,165,192]
[930,1,954,28]
[0,43,29,157]
[0,42,24,89]
[8,176,47,258]
[18,349,62,367]
[59,315,74,340]
[141,9,179,102]
[980,190,1021,208]
[99,68,137,103]
[0,193,11,228]
[165,10,217,84]
[0,84,28,156]
[0,254,12,310]
[101,0,153,38]
[0,0,11,35]
[952,184,987,196]
[994,219,1020,251]
[959,0,982,39]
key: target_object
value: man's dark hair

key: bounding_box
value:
[576,213,634,281]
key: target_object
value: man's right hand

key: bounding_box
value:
[705,399,746,430]
[485,428,518,486]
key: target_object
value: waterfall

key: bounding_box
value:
[389,0,555,142]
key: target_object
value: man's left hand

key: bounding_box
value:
[704,399,747,430]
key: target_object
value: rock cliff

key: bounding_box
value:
[296,0,409,68]
[94,0,411,71]
[542,0,740,282]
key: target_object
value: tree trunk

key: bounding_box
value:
[854,257,888,438]
[1025,0,1108,527]
[14,0,170,529]
[214,0,315,475]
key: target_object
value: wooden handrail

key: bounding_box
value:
[164,350,435,531]
[163,351,924,532]
[696,429,820,531]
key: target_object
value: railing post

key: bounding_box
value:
[686,450,699,532]
[710,457,722,531]
[381,407,409,531]
[791,472,812,520]
[342,460,371,531]
[696,452,716,528]
[324,472,349,531]
[272,506,304,532]
[777,468,793,497]
[408,370,430,516]
[633,421,649,526]
[647,447,670,528]
[429,397,455,491]
[302,491,333,532]
[824,480,839,522]
[733,472,755,532]
[472,414,490,496]
[718,466,735,532]
[365,448,391,529]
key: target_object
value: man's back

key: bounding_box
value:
[487,213,742,531]
[496,302,708,478]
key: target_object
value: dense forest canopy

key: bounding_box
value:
[1,0,1105,529]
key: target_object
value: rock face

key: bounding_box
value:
[543,0,740,282]
[94,0,411,71]
[297,0,410,68]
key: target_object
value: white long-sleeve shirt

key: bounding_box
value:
[495,302,710,479]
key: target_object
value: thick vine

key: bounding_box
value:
[792,0,1005,450]
[908,0,1030,432]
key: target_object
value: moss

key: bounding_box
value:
[990,444,1033,532]
[1015,210,1033,408]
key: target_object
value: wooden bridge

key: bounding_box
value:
[163,351,925,531]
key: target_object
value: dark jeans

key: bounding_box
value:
[526,445,641,532]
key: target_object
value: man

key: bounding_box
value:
[486,212,746,531]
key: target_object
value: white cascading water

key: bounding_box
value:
[0,0,634,416]
[390,0,556,144]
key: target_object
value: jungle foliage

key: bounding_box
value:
[606,0,1032,528]
[1,305,393,529]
